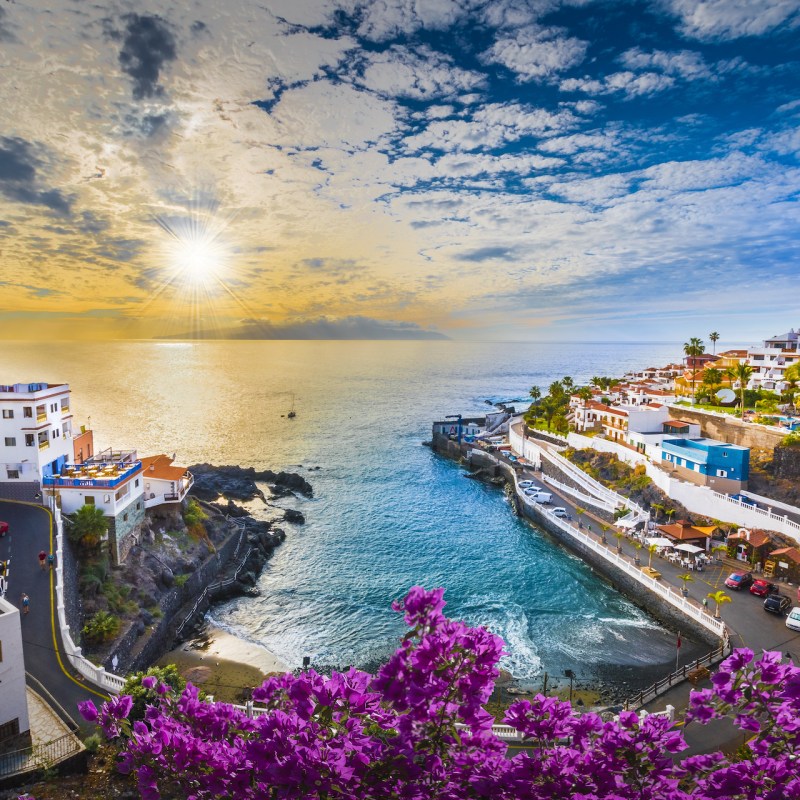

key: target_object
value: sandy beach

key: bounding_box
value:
[157,623,290,704]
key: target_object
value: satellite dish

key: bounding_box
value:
[716,388,736,404]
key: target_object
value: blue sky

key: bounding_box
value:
[0,0,799,341]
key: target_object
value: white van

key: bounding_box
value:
[531,491,552,504]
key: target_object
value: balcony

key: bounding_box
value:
[37,413,47,422]
[38,440,49,450]
[43,460,142,489]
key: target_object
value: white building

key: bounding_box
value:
[43,449,145,564]
[140,454,194,510]
[0,595,30,745]
[0,382,74,494]
[747,329,800,394]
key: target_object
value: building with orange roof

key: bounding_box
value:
[657,520,713,549]
[727,528,777,570]
[140,454,194,511]
[766,546,800,583]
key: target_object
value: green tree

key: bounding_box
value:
[561,376,574,392]
[67,504,108,553]
[651,502,664,522]
[576,386,593,401]
[613,530,625,552]
[707,589,731,620]
[529,385,541,404]
[709,331,720,354]
[683,337,706,404]
[726,362,754,418]
[678,572,694,595]
[647,543,659,568]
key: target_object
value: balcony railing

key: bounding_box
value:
[36,413,47,422]
[43,460,142,489]
[38,440,49,450]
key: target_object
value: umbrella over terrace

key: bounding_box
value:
[646,537,675,548]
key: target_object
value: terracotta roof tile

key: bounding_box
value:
[140,454,190,481]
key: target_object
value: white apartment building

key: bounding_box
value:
[0,596,30,745]
[0,382,74,492]
[42,449,145,564]
[747,329,800,393]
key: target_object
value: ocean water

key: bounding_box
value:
[2,340,695,689]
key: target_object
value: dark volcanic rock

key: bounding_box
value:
[189,463,313,501]
[283,509,305,524]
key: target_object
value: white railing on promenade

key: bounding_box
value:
[539,474,617,514]
[515,493,725,638]
[52,504,127,694]
[712,491,800,533]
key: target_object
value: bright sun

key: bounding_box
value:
[171,232,227,285]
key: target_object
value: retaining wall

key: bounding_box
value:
[666,407,786,451]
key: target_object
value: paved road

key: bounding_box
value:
[0,500,108,733]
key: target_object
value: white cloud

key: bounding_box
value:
[350,44,486,100]
[661,0,800,40]
[351,0,468,41]
[560,71,675,99]
[620,47,711,79]
[405,102,578,151]
[482,25,588,81]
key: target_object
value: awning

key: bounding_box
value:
[646,537,675,548]
[675,543,703,554]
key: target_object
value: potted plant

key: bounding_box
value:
[647,543,659,569]
[613,531,625,553]
[678,573,694,597]
[707,590,731,620]
[633,541,643,567]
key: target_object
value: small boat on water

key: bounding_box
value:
[287,394,297,419]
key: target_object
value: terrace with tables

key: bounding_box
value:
[42,458,142,489]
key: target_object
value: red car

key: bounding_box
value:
[724,571,754,590]
[749,579,777,597]
[0,521,8,537]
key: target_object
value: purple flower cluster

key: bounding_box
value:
[79,587,800,799]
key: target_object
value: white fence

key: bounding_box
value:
[645,464,800,543]
[515,490,726,638]
[51,504,127,693]
[567,432,650,468]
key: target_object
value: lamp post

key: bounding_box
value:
[564,669,575,703]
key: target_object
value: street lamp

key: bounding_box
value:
[564,669,575,703]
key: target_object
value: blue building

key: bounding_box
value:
[661,438,750,492]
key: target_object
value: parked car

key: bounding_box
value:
[552,507,569,518]
[764,594,792,615]
[731,493,759,508]
[0,521,8,537]
[724,571,754,590]
[749,579,777,597]
[787,607,800,632]
[518,480,535,489]
[531,492,552,504]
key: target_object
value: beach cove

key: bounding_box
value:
[2,340,698,697]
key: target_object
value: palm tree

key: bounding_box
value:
[683,337,705,404]
[651,503,664,523]
[613,530,625,553]
[600,523,611,543]
[529,385,541,404]
[726,362,754,418]
[701,367,723,401]
[664,508,676,523]
[709,331,720,354]
[707,590,731,620]
[678,572,694,596]
[67,504,108,553]
[632,540,643,565]
[561,376,574,392]
[647,543,659,568]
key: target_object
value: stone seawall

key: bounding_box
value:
[430,431,717,647]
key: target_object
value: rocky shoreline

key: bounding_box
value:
[83,464,311,677]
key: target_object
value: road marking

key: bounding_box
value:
[1,500,109,701]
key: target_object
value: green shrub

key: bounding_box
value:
[175,574,190,588]
[82,611,121,645]
[121,665,188,722]
[83,733,102,753]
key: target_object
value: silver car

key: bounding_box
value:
[786,607,800,632]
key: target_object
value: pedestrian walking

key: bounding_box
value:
[20,593,30,614]
[47,552,55,569]
[38,549,47,570]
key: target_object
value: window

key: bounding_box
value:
[6,469,19,479]
[4,437,15,447]
[23,406,32,418]
[25,434,34,447]
[123,513,128,522]
[1,409,13,419]
[716,469,728,478]
[136,502,141,510]
[50,402,57,413]
[135,478,139,487]
[104,494,111,503]
[85,495,95,505]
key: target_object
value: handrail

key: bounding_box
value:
[0,729,83,778]
[518,497,726,637]
[624,633,732,710]
[538,474,617,513]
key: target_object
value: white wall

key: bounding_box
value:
[0,597,30,735]
[58,474,144,516]
[645,462,800,543]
